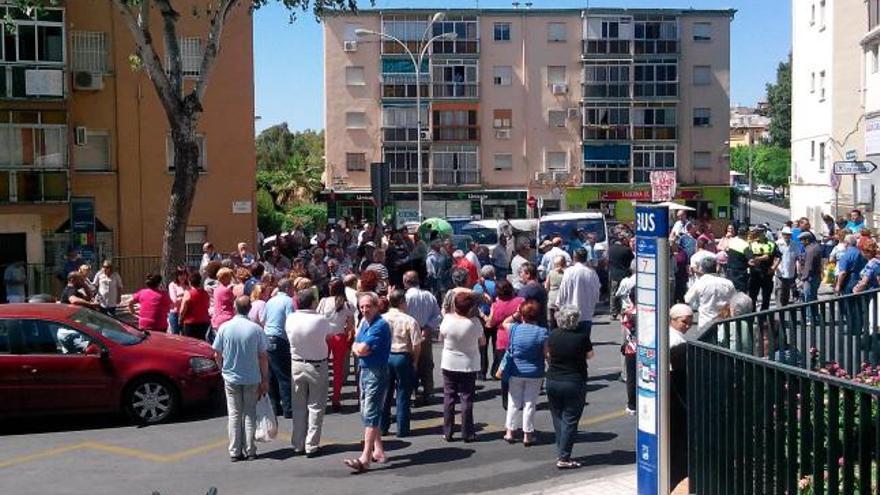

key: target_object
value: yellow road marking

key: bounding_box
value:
[0,410,628,469]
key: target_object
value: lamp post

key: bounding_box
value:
[357,14,457,222]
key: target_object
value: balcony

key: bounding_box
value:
[583,125,630,141]
[432,39,480,55]
[432,83,478,99]
[634,40,679,55]
[0,64,66,100]
[0,168,68,203]
[383,127,420,143]
[433,168,480,186]
[432,125,479,142]
[632,126,677,140]
[582,40,631,57]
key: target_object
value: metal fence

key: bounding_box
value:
[688,289,880,495]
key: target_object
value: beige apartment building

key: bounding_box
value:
[323,7,734,224]
[0,1,256,283]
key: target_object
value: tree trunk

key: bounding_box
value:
[161,123,201,284]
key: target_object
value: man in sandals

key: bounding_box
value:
[344,292,392,473]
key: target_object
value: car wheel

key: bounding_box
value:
[124,376,179,424]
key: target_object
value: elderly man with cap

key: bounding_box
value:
[774,226,798,307]
[668,303,693,491]
[539,237,571,280]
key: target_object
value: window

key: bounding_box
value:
[345,66,365,86]
[819,0,826,29]
[584,106,630,140]
[583,62,631,98]
[185,226,207,267]
[547,66,567,86]
[819,70,826,100]
[634,60,678,97]
[811,141,816,161]
[71,31,108,74]
[693,22,711,41]
[693,108,711,127]
[584,16,632,55]
[493,153,513,170]
[871,0,880,31]
[633,16,679,54]
[382,106,425,142]
[810,3,816,25]
[431,16,479,54]
[545,151,568,171]
[493,109,512,128]
[432,144,479,185]
[633,144,676,183]
[166,37,202,78]
[0,319,16,353]
[693,152,711,169]
[432,108,479,141]
[819,142,825,171]
[0,111,67,168]
[432,59,479,98]
[693,65,711,86]
[493,22,511,41]
[633,106,677,140]
[493,66,512,86]
[73,130,110,171]
[381,58,429,99]
[384,145,427,185]
[871,46,879,74]
[547,22,567,42]
[346,111,367,129]
[346,152,366,171]
[2,8,65,64]
[19,320,93,355]
[583,144,631,184]
[166,135,206,172]
[810,72,815,93]
[548,110,567,128]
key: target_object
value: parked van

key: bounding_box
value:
[537,212,609,259]
[461,219,538,251]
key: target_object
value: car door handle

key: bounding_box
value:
[21,365,38,374]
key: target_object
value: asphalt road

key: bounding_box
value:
[0,308,635,495]
[748,199,791,229]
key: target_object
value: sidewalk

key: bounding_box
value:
[541,470,636,495]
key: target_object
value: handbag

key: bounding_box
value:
[494,322,519,380]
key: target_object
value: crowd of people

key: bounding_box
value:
[33,206,880,476]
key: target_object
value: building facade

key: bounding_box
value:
[791,0,866,226]
[0,2,256,275]
[864,0,880,227]
[323,8,734,225]
[729,106,770,148]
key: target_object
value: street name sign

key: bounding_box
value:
[635,204,671,495]
[833,161,877,175]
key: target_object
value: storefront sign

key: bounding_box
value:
[650,171,677,202]
[70,197,96,263]
[600,189,701,201]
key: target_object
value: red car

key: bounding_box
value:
[0,304,222,424]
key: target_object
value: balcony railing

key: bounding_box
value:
[432,83,479,99]
[0,64,66,99]
[0,168,69,203]
[633,127,677,140]
[431,39,480,55]
[383,127,420,142]
[583,126,630,141]
[432,126,479,142]
[582,40,632,56]
[634,40,679,55]
[432,168,480,186]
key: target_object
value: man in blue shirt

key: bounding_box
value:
[344,292,392,473]
[262,278,295,418]
[212,296,269,462]
[846,209,866,233]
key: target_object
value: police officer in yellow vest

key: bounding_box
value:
[748,226,781,311]
[725,227,752,293]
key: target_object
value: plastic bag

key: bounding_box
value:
[255,394,277,442]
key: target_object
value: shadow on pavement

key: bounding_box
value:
[378,447,476,471]
[572,449,636,467]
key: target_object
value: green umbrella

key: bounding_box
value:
[418,218,453,239]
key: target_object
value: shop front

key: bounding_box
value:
[566,185,732,225]
[320,189,529,226]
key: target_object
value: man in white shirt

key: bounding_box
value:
[689,238,716,278]
[285,288,333,457]
[774,227,797,307]
[555,248,601,338]
[465,242,482,273]
[509,243,531,290]
[669,210,690,241]
[540,237,572,280]
[684,256,736,331]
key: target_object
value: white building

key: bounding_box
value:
[790,0,866,227]
[864,0,880,208]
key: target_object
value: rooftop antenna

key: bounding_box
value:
[525,2,532,8]
[512,1,520,9]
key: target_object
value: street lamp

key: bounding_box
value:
[356,15,457,222]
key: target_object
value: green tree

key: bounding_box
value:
[256,124,324,208]
[20,0,359,282]
[765,54,792,148]
[730,144,791,189]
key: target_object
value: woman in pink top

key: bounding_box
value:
[210,268,236,338]
[128,273,172,332]
[167,266,190,335]
[486,279,524,411]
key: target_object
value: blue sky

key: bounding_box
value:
[253,0,791,133]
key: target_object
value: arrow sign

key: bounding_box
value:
[833,161,877,175]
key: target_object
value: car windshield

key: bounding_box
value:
[540,218,607,243]
[461,226,498,245]
[71,309,145,346]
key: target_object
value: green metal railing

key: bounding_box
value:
[688,290,880,494]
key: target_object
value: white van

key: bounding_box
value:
[460,219,538,251]
[537,212,609,259]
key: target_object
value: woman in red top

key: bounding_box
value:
[179,271,211,341]
[128,273,172,332]
[210,267,236,342]
[487,279,524,411]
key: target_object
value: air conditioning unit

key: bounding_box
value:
[343,40,358,52]
[495,129,511,140]
[551,83,569,95]
[534,171,553,182]
[73,71,103,91]
[567,107,580,119]
[419,129,431,141]
[74,126,88,147]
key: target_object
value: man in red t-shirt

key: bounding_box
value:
[453,250,478,287]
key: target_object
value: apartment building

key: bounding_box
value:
[0,2,256,274]
[791,0,866,226]
[323,8,733,224]
[729,106,770,148]
[864,0,880,226]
